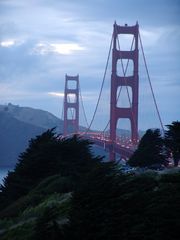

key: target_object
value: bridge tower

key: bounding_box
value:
[63,74,79,136]
[110,22,139,160]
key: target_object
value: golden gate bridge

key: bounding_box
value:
[61,22,164,161]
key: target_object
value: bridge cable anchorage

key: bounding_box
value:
[139,31,165,135]
[79,82,89,128]
[102,34,136,143]
[80,32,114,136]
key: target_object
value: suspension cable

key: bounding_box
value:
[117,37,133,108]
[81,32,114,134]
[61,95,64,121]
[116,31,137,133]
[67,95,75,119]
[102,33,135,135]
[79,83,89,128]
[139,31,164,134]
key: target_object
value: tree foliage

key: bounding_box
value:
[128,129,166,167]
[68,170,180,240]
[0,129,101,208]
[33,206,64,240]
[165,121,180,166]
[0,127,180,240]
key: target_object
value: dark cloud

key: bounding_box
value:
[0,0,179,129]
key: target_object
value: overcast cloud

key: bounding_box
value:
[0,0,180,130]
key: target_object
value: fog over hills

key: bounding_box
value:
[0,103,63,133]
[0,103,108,167]
[0,111,45,167]
[0,103,145,167]
[0,103,65,167]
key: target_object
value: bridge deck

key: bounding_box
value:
[80,132,138,159]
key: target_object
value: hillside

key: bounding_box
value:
[0,104,108,166]
[0,111,45,167]
[0,103,144,167]
[0,103,63,133]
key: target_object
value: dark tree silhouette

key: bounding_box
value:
[34,206,64,240]
[69,166,180,240]
[128,129,166,167]
[0,129,58,206]
[0,129,102,209]
[165,121,180,166]
[0,127,180,240]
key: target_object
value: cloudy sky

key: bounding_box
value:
[0,0,180,131]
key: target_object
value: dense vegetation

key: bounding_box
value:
[0,124,179,240]
[165,121,180,166]
[128,121,180,168]
[128,128,166,167]
[0,129,101,208]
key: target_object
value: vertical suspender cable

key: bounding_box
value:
[116,32,137,133]
[66,95,75,119]
[79,83,89,128]
[61,96,64,121]
[82,33,114,134]
[139,31,164,134]
[102,32,135,135]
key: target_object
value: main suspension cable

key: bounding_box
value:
[116,31,137,132]
[102,33,135,135]
[117,38,133,108]
[61,95,64,121]
[79,83,89,128]
[67,95,75,119]
[81,32,114,134]
[139,31,164,134]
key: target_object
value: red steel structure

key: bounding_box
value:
[63,74,79,136]
[110,22,139,160]
[62,23,163,161]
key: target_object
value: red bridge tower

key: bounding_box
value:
[110,22,139,160]
[63,74,79,136]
